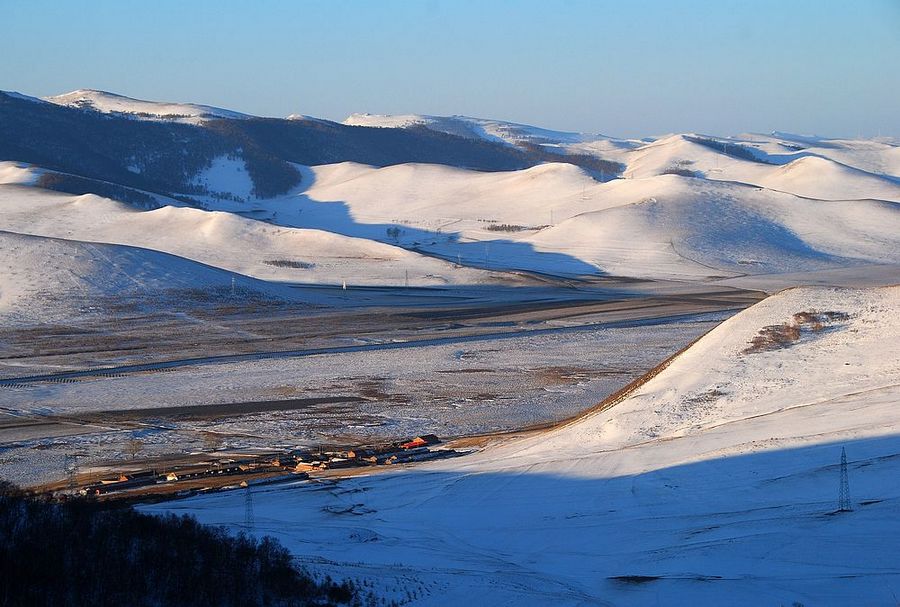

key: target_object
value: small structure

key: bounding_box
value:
[400,435,440,450]
[838,447,852,512]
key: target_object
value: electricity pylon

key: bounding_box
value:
[244,483,255,529]
[838,447,852,512]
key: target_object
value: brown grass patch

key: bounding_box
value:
[743,310,849,354]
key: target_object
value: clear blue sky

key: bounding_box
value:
[3,0,898,138]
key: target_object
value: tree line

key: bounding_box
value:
[0,482,365,607]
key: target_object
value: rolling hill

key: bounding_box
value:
[1,88,898,296]
[0,230,307,324]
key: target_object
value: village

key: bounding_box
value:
[53,434,461,501]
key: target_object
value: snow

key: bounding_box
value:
[0,186,504,288]
[0,311,727,486]
[0,162,40,186]
[144,286,900,606]
[222,161,900,281]
[343,112,644,155]
[190,155,256,201]
[0,230,304,324]
[44,89,249,124]
[622,134,900,201]
[5,150,897,287]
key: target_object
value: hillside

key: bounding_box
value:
[238,162,900,280]
[1,89,592,206]
[0,230,307,324]
[2,88,898,289]
[623,134,900,201]
[0,183,511,287]
[45,89,251,124]
[147,285,900,605]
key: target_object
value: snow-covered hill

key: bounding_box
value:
[44,89,250,124]
[3,88,899,290]
[248,161,900,280]
[622,134,900,201]
[5,153,896,285]
[344,112,633,147]
[148,285,900,605]
[0,230,303,323]
[0,184,510,287]
[345,112,899,183]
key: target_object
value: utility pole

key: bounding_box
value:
[838,447,852,512]
[231,276,235,296]
[404,269,409,289]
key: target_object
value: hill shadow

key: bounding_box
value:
[255,165,603,278]
[159,433,900,605]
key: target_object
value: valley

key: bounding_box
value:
[0,85,898,606]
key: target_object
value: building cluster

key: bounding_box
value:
[76,434,459,498]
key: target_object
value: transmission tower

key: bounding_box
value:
[244,483,255,530]
[838,446,852,512]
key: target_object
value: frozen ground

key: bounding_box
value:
[142,286,900,606]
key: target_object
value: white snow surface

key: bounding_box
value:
[0,186,502,289]
[0,162,40,186]
[0,230,302,323]
[623,134,900,201]
[4,153,899,287]
[147,286,900,606]
[344,112,643,157]
[190,155,256,201]
[248,162,900,281]
[44,89,249,124]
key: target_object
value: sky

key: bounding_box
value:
[3,0,898,138]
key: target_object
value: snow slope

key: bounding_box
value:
[259,162,900,280]
[757,131,900,178]
[4,156,899,284]
[343,112,643,161]
[622,134,900,201]
[0,230,303,324]
[148,286,900,606]
[0,185,506,287]
[0,162,39,186]
[44,89,249,124]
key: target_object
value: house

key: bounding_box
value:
[400,434,440,450]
